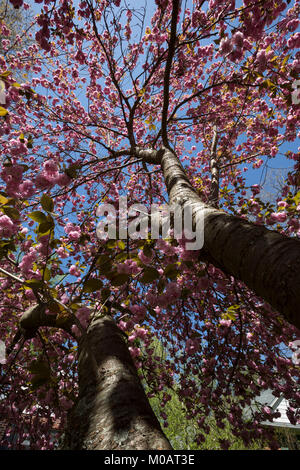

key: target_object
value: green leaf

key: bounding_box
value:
[181,287,191,299]
[0,70,11,78]
[29,359,50,376]
[222,305,239,321]
[41,194,54,212]
[115,252,128,262]
[140,267,159,284]
[96,254,111,265]
[0,240,15,250]
[111,273,130,286]
[117,240,126,250]
[65,163,80,179]
[164,263,180,280]
[29,359,51,389]
[0,195,9,205]
[24,279,44,290]
[2,206,20,220]
[143,244,153,258]
[38,219,54,234]
[0,106,8,116]
[281,55,290,67]
[43,267,51,282]
[98,261,113,274]
[157,279,165,294]
[26,135,33,149]
[101,287,111,301]
[83,278,103,293]
[28,211,48,223]
[106,240,117,250]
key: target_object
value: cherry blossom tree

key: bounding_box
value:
[0,0,299,450]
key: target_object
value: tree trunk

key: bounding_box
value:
[160,147,300,331]
[62,313,172,450]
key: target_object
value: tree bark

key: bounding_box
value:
[158,147,300,331]
[62,313,172,450]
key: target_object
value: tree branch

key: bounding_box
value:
[161,0,180,148]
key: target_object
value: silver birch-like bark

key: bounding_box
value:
[140,147,300,331]
[62,313,172,450]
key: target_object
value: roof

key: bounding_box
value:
[246,389,300,431]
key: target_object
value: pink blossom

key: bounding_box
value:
[253,159,263,168]
[130,304,146,319]
[19,180,35,198]
[68,230,81,241]
[56,246,69,259]
[287,32,300,49]
[19,248,38,274]
[74,50,86,64]
[118,320,128,331]
[232,31,244,48]
[56,173,72,187]
[165,281,181,299]
[256,49,267,68]
[219,37,233,56]
[220,319,232,327]
[77,306,91,328]
[251,184,261,195]
[64,223,81,241]
[128,333,137,342]
[287,19,299,32]
[134,324,148,339]
[129,346,141,358]
[269,212,287,223]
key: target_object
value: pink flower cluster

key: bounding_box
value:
[1,163,33,198]
[155,282,182,308]
[128,346,141,359]
[219,32,246,61]
[128,324,148,343]
[76,306,91,329]
[116,259,140,275]
[64,223,81,241]
[130,304,147,321]
[35,160,71,190]
[268,211,287,224]
[19,247,38,274]
[0,214,16,237]
[287,32,300,49]
[69,264,81,277]
[56,246,69,259]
